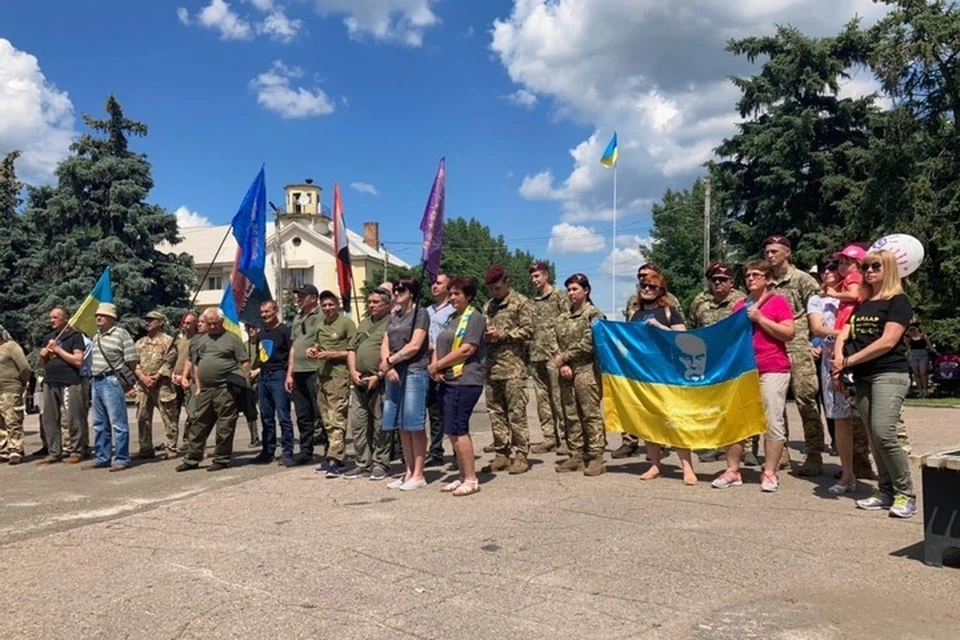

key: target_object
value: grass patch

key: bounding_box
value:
[904,396,960,408]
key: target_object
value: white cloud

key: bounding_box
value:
[505,89,538,109]
[0,39,75,185]
[244,0,275,10]
[492,0,892,243]
[350,181,379,195]
[250,60,335,119]
[548,223,605,255]
[312,0,441,47]
[615,233,648,249]
[197,0,253,40]
[258,9,303,42]
[601,246,647,279]
[176,7,190,24]
[174,205,212,229]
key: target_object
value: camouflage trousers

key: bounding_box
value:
[318,376,350,463]
[485,377,530,456]
[184,386,240,465]
[559,367,606,458]
[57,378,91,456]
[788,348,824,457]
[530,361,565,445]
[0,390,25,459]
[136,378,179,455]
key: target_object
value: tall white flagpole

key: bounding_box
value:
[612,161,617,314]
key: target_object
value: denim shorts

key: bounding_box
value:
[382,368,428,432]
[440,384,483,436]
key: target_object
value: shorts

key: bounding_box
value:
[382,368,428,432]
[908,350,929,368]
[760,372,791,443]
[820,355,855,420]
[440,384,483,436]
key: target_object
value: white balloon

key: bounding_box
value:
[868,234,925,278]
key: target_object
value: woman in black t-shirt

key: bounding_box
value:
[629,272,696,485]
[833,249,915,519]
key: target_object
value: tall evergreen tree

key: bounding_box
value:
[17,95,195,348]
[0,150,32,339]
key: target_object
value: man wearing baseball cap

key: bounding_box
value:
[134,310,178,460]
[285,284,326,465]
[763,235,825,476]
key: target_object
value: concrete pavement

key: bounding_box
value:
[1,401,959,639]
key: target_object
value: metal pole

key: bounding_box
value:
[612,163,618,314]
[703,176,712,271]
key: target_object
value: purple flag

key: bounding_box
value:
[419,157,446,283]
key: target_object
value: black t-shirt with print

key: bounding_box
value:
[257,323,293,372]
[629,305,685,326]
[846,293,912,377]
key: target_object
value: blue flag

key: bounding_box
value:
[592,311,768,449]
[68,267,113,337]
[419,157,446,284]
[229,166,272,325]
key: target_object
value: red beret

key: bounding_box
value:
[706,262,734,278]
[485,265,507,285]
[762,235,792,249]
[528,262,550,274]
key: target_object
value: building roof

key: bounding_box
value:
[158,221,410,268]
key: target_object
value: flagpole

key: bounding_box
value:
[612,162,617,314]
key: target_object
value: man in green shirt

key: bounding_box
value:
[176,307,249,472]
[344,287,392,479]
[285,284,325,465]
[307,290,356,477]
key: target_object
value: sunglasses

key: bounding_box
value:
[394,286,407,294]
[864,261,883,272]
[710,276,731,284]
[639,283,661,291]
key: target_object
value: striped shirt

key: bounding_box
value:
[91,325,138,376]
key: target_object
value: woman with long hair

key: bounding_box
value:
[552,274,607,476]
[378,276,431,491]
[428,276,485,496]
[833,249,916,518]
[629,272,695,484]
[713,259,795,492]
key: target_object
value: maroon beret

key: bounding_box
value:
[485,265,507,285]
[762,235,792,249]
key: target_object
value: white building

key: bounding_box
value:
[159,179,409,315]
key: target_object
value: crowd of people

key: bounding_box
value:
[0,235,922,516]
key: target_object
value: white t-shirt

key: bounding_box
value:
[808,294,840,348]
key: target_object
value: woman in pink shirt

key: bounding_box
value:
[712,259,796,492]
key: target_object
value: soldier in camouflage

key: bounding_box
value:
[553,274,607,476]
[482,266,534,475]
[0,325,31,465]
[764,235,826,475]
[134,311,179,459]
[528,262,568,454]
[615,262,683,458]
[688,263,749,463]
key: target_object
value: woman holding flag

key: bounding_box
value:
[428,276,485,496]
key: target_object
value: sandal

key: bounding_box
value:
[440,479,463,493]
[452,479,480,497]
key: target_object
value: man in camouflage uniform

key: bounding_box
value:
[528,262,568,454]
[688,263,747,463]
[614,262,682,458]
[764,235,825,475]
[483,266,534,474]
[0,325,31,465]
[134,311,179,459]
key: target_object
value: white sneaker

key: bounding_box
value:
[386,477,406,489]
[399,478,427,491]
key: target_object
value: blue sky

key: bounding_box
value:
[0,0,887,316]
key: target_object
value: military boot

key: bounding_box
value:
[611,442,638,459]
[508,452,530,475]
[583,456,606,477]
[531,440,556,454]
[556,453,584,473]
[489,453,511,471]
[795,451,823,476]
[556,442,571,457]
[248,419,261,447]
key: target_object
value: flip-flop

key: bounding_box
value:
[452,480,480,497]
[440,479,463,492]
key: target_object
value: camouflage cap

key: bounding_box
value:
[142,310,166,323]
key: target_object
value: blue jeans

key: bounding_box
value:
[259,369,294,459]
[92,375,130,466]
[382,368,429,432]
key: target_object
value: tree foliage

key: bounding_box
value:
[8,95,195,350]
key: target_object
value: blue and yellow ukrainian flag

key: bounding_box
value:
[599,131,618,168]
[220,282,243,338]
[68,267,113,337]
[592,311,767,449]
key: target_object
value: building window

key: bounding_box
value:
[205,276,223,290]
[285,268,309,290]
[292,236,302,247]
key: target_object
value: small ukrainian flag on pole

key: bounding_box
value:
[600,131,618,168]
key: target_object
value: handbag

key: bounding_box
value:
[96,334,137,392]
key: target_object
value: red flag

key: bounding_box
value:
[333,183,353,311]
